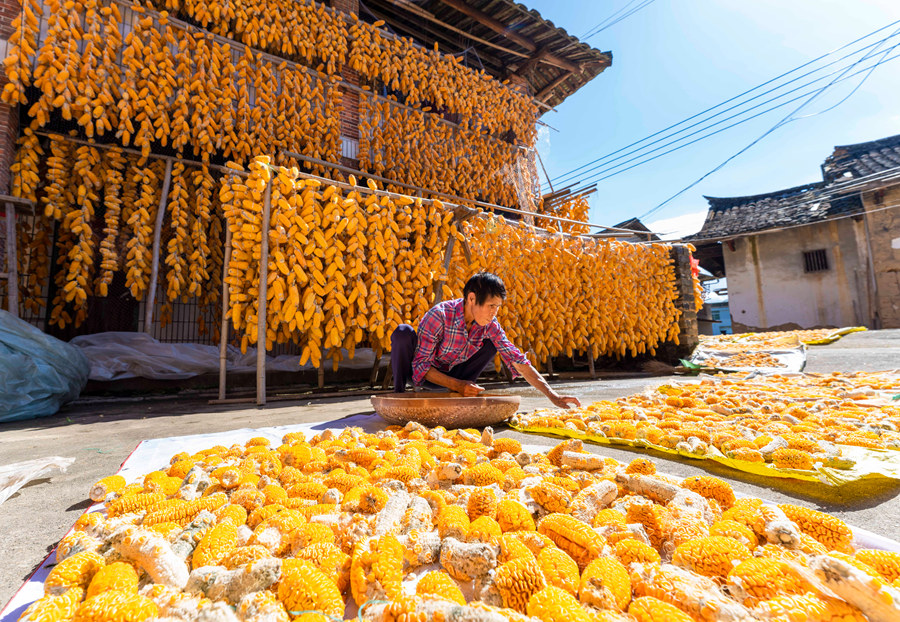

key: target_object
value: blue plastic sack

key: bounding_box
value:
[0,310,89,423]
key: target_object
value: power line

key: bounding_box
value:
[545,19,900,189]
[579,0,643,39]
[583,0,657,41]
[548,33,900,190]
[637,26,900,221]
[548,49,900,191]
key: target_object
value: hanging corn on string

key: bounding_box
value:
[197,195,224,340]
[96,146,126,297]
[164,161,191,302]
[10,128,43,203]
[125,163,161,300]
[17,213,52,317]
[61,145,102,325]
[46,141,77,329]
[188,165,214,298]
[0,0,41,105]
[29,0,81,128]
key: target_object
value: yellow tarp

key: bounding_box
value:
[803,326,868,345]
[509,423,900,486]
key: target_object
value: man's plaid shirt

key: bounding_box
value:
[411,298,530,385]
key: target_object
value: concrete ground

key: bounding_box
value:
[1,329,899,607]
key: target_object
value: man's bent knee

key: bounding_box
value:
[391,324,416,348]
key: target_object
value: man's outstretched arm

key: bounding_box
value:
[512,361,581,409]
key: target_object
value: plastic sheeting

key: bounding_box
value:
[0,457,74,506]
[0,310,89,423]
[70,332,388,381]
[687,343,807,373]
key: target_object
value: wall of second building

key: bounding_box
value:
[862,183,900,328]
[723,218,870,332]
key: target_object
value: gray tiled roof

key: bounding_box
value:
[687,133,900,241]
[687,182,863,242]
[823,133,900,182]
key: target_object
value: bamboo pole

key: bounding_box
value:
[4,202,17,318]
[218,226,233,401]
[144,158,173,334]
[257,181,272,406]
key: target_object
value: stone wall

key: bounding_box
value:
[863,183,900,328]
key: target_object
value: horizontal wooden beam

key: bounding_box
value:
[437,0,580,73]
[535,69,575,102]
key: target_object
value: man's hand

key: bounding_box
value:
[550,394,581,409]
[457,381,486,397]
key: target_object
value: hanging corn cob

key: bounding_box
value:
[96,147,126,297]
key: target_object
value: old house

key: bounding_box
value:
[689,133,900,332]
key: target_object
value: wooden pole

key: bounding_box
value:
[144,158,173,334]
[587,348,596,379]
[317,364,325,389]
[432,234,456,307]
[257,181,272,406]
[369,345,382,387]
[218,227,233,401]
[5,202,17,318]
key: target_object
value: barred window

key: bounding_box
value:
[803,249,829,273]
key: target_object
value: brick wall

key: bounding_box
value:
[0,0,20,194]
[332,0,360,168]
[864,184,900,328]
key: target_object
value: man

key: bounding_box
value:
[391,272,581,409]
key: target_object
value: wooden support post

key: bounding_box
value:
[587,348,596,379]
[144,158,173,334]
[546,356,554,378]
[4,202,17,318]
[256,181,272,406]
[370,345,382,387]
[218,227,233,401]
[381,363,393,391]
[317,364,325,389]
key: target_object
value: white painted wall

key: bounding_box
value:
[723,218,869,332]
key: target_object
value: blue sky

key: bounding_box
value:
[525,0,900,238]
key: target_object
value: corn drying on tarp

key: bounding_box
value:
[508,421,900,486]
[0,309,89,422]
[3,417,900,622]
[803,326,868,345]
[688,343,807,373]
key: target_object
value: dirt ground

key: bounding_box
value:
[1,328,899,608]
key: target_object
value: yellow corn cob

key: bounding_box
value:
[498,534,537,564]
[350,534,404,605]
[415,570,466,605]
[538,514,606,571]
[613,539,661,567]
[529,482,572,514]
[72,590,159,622]
[494,557,547,613]
[461,463,504,486]
[45,551,105,595]
[89,476,126,503]
[142,493,226,526]
[854,549,900,582]
[496,499,535,533]
[779,503,854,553]
[467,516,502,543]
[680,475,735,509]
[191,521,239,569]
[278,559,344,619]
[579,556,631,611]
[627,596,694,622]
[220,545,273,570]
[86,562,139,598]
[726,557,809,606]
[753,593,866,622]
[525,585,592,622]
[294,542,351,592]
[772,447,815,470]
[467,488,498,521]
[17,587,84,622]
[672,535,753,579]
[709,519,758,548]
[625,458,656,475]
[537,547,579,595]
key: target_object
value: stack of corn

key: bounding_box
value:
[25,429,900,621]
[514,372,900,475]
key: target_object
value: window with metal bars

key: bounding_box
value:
[803,249,829,273]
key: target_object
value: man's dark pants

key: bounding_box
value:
[390,324,496,393]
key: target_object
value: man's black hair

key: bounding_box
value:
[463,272,507,305]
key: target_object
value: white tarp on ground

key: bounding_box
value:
[3,414,899,621]
[71,332,387,381]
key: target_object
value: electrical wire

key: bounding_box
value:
[545,19,900,189]
[548,33,900,190]
[582,0,657,41]
[638,25,900,221]
[550,49,900,190]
